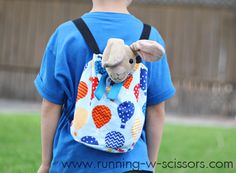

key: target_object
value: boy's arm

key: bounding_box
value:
[37,99,62,173]
[146,102,165,171]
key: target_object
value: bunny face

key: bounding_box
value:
[102,39,136,83]
[105,47,136,83]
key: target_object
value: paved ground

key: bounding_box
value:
[0,99,235,128]
[166,113,236,128]
[0,99,41,114]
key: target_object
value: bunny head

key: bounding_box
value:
[102,38,137,83]
[102,38,165,83]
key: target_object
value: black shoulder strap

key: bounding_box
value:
[140,24,151,40]
[73,18,101,54]
[136,24,152,63]
[73,18,150,53]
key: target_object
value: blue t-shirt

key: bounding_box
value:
[34,12,175,173]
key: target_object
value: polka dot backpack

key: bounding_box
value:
[70,18,151,153]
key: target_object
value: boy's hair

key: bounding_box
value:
[92,0,133,7]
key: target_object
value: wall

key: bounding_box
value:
[0,0,235,115]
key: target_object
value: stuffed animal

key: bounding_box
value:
[102,38,165,83]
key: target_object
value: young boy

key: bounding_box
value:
[35,0,175,173]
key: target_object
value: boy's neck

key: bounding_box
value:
[91,0,129,14]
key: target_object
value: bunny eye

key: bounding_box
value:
[129,59,134,64]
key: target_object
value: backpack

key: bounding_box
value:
[70,18,151,153]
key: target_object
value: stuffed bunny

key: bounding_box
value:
[102,38,165,83]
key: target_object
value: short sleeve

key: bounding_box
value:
[34,32,66,105]
[146,27,176,106]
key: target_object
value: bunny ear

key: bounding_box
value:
[102,39,113,68]
[102,38,125,68]
[130,40,165,62]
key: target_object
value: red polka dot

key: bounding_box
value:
[134,84,140,102]
[91,77,99,100]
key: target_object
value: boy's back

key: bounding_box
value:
[35,11,175,173]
